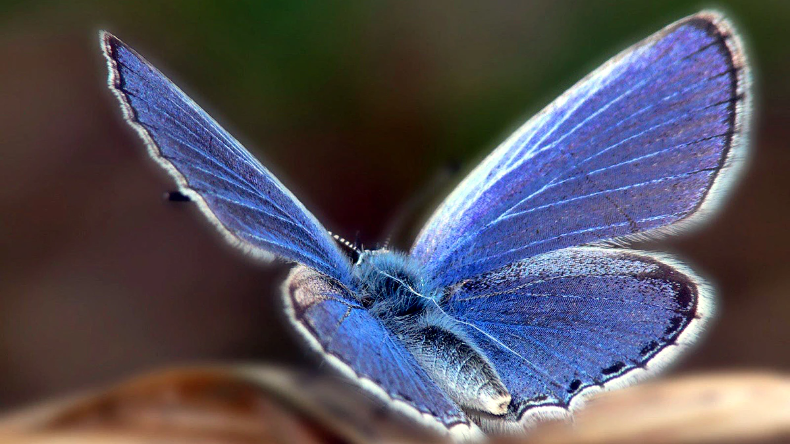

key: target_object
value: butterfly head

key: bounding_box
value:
[353,249,438,319]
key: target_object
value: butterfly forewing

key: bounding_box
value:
[101,33,352,285]
[411,12,749,289]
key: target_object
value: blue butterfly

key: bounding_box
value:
[101,10,750,439]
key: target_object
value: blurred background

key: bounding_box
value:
[1,0,789,412]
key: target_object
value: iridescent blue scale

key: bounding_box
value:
[101,10,750,439]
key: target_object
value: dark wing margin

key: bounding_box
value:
[441,247,712,430]
[411,11,751,289]
[101,32,352,284]
[282,265,481,439]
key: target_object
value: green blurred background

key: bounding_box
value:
[1,1,789,410]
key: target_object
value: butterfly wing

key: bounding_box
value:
[412,12,749,289]
[101,32,352,284]
[282,265,480,438]
[441,247,710,427]
[415,11,750,428]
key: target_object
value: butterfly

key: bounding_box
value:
[101,10,750,439]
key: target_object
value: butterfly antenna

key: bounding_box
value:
[329,231,362,258]
[164,190,191,202]
[382,160,460,249]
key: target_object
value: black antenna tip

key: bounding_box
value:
[165,191,191,202]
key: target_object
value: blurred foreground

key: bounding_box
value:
[1,366,789,443]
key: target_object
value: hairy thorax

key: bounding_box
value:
[352,250,512,416]
[353,250,437,319]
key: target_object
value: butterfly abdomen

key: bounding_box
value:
[406,321,512,416]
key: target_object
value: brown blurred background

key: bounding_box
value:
[1,0,788,412]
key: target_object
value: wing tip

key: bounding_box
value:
[409,10,754,265]
[594,9,753,249]
[98,29,114,43]
[681,10,751,88]
[675,9,754,237]
[98,30,124,62]
[98,30,128,103]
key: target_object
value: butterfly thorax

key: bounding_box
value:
[352,250,438,319]
[351,250,513,416]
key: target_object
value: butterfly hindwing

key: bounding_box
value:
[101,32,352,285]
[282,265,479,437]
[412,12,749,289]
[442,247,710,427]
